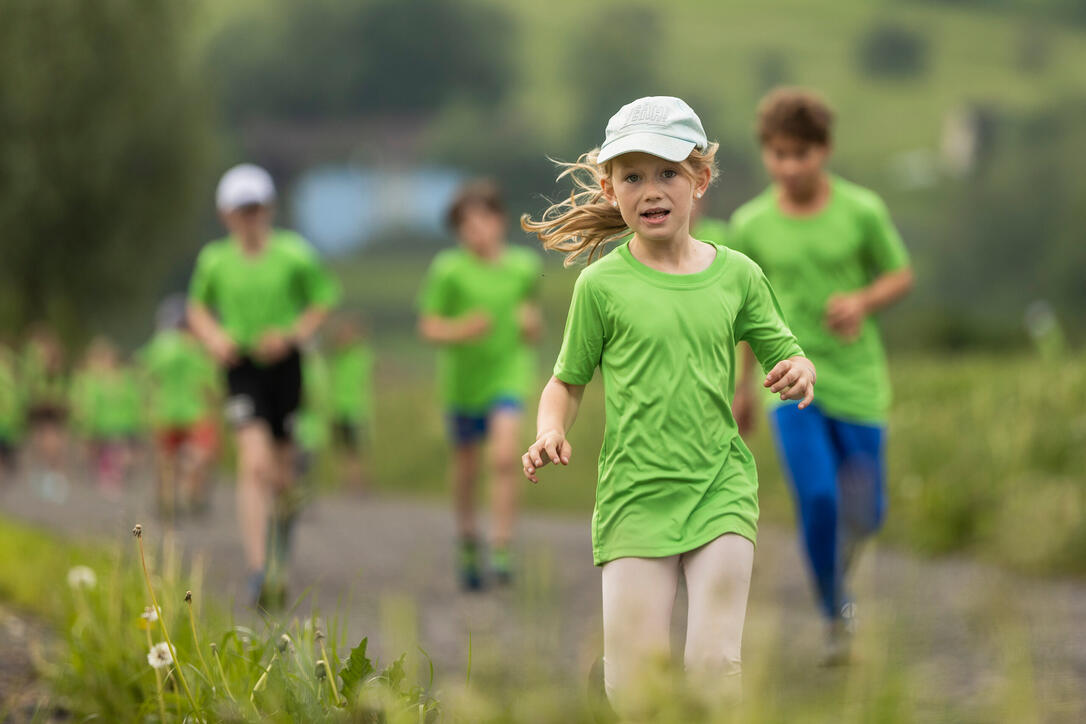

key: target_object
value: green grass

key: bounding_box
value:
[0,514,1066,722]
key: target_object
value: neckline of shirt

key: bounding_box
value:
[617,238,728,289]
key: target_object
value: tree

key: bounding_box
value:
[0,0,214,339]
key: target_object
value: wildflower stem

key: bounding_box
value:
[210,645,237,703]
[318,637,343,706]
[133,525,202,719]
[146,628,168,724]
[185,593,215,692]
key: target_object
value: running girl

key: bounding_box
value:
[21,325,70,501]
[418,179,542,590]
[730,88,913,664]
[187,163,340,608]
[521,96,815,715]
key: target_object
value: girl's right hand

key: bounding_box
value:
[522,429,572,483]
[209,333,239,366]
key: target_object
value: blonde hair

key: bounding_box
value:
[521,143,720,266]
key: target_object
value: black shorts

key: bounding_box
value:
[224,349,303,442]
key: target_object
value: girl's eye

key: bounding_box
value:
[661,169,678,179]
[624,174,640,183]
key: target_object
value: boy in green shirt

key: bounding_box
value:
[328,314,375,494]
[141,296,221,517]
[188,163,340,608]
[730,88,914,664]
[418,179,542,589]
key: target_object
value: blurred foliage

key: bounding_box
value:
[855,21,929,78]
[210,0,512,121]
[0,0,215,341]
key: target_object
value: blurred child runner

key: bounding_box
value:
[21,326,71,501]
[70,337,144,496]
[729,88,913,665]
[187,163,340,608]
[328,314,375,494]
[418,179,543,590]
[521,96,815,715]
[140,296,220,518]
[0,344,22,484]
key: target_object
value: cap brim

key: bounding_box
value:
[218,192,276,212]
[597,132,697,164]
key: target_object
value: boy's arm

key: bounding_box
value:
[187,302,238,366]
[417,313,491,344]
[825,267,914,340]
[518,302,543,344]
[523,376,584,483]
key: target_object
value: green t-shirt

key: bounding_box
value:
[418,246,542,413]
[72,367,144,438]
[729,176,909,422]
[554,240,804,565]
[0,347,22,440]
[21,345,67,410]
[330,343,374,424]
[295,349,332,452]
[140,330,219,428]
[188,230,341,352]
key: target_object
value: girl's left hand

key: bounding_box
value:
[764,356,816,409]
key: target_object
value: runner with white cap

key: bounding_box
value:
[187,163,340,609]
[522,97,816,715]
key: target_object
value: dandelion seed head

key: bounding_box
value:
[66,566,97,590]
[184,590,192,604]
[278,634,292,653]
[147,642,173,670]
[132,524,143,538]
[315,660,327,679]
[141,606,158,623]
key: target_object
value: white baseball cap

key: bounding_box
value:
[597,96,708,164]
[215,163,276,212]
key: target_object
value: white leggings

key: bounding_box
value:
[601,533,755,713]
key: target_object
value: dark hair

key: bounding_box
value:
[446,179,506,231]
[757,87,834,146]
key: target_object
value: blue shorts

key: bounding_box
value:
[446,397,523,446]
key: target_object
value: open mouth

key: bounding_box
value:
[640,208,670,222]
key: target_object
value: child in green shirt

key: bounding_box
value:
[521,96,815,716]
[418,179,543,590]
[730,88,914,665]
[188,163,340,608]
[328,314,375,494]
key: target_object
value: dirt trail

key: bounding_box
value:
[2,479,1083,720]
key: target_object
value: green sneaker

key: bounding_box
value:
[490,547,513,586]
[458,537,484,591]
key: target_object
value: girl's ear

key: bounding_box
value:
[695,166,712,198]
[600,175,616,205]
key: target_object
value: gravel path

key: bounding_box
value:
[2,477,1083,720]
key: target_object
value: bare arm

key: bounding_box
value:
[522,376,585,483]
[733,342,759,435]
[187,302,238,366]
[826,267,915,339]
[417,312,491,345]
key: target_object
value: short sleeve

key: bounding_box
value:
[552,272,606,385]
[418,256,455,316]
[862,194,910,274]
[188,247,217,308]
[295,241,341,308]
[734,260,804,373]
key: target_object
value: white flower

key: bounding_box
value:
[147,642,173,670]
[141,607,158,623]
[67,566,97,590]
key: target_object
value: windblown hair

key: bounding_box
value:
[757,87,834,146]
[521,144,720,266]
